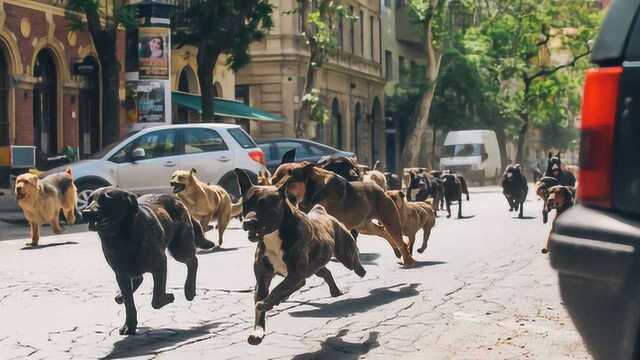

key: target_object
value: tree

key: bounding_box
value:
[63,0,137,146]
[291,1,352,138]
[463,0,601,163]
[174,1,274,122]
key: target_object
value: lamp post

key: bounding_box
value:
[125,0,174,128]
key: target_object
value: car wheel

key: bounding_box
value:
[76,182,104,213]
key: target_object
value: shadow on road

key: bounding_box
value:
[406,260,446,269]
[101,322,221,359]
[197,246,241,255]
[288,283,419,318]
[513,215,536,220]
[1,222,89,242]
[291,329,379,360]
[20,241,79,250]
[458,215,476,219]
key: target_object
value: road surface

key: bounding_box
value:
[0,186,589,359]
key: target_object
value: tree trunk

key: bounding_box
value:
[197,46,221,123]
[431,125,438,169]
[515,114,529,164]
[493,125,508,169]
[100,57,121,146]
[400,15,442,169]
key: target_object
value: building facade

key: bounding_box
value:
[235,0,386,167]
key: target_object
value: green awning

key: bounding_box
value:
[172,91,284,122]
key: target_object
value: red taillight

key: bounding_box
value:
[578,66,623,208]
[248,149,265,165]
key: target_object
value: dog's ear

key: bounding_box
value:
[280,148,296,165]
[65,167,73,177]
[557,152,561,160]
[548,152,553,159]
[126,192,138,213]
[348,169,359,179]
[234,169,253,197]
[190,168,197,176]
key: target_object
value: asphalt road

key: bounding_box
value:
[0,186,590,359]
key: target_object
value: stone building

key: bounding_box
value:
[235,0,386,167]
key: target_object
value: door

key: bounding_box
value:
[179,127,234,186]
[115,129,180,194]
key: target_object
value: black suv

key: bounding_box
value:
[549,1,640,359]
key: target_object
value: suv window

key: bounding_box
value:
[275,141,311,158]
[184,128,228,154]
[110,130,178,163]
[228,128,256,149]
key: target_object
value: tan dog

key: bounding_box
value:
[386,190,436,254]
[15,168,77,247]
[170,169,236,246]
[541,185,575,254]
[257,169,272,186]
[363,161,388,189]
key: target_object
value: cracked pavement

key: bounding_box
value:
[0,187,589,359]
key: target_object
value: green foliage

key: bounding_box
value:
[62,0,137,32]
[302,89,329,124]
[173,0,274,71]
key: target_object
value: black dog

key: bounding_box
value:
[406,171,442,211]
[235,169,366,346]
[501,164,528,218]
[82,188,216,335]
[545,152,576,187]
[317,155,362,182]
[384,172,402,190]
[442,174,463,218]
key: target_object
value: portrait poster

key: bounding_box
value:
[138,27,169,79]
[126,81,168,123]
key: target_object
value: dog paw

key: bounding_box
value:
[392,248,402,259]
[354,265,366,278]
[541,248,549,254]
[417,247,426,254]
[248,328,265,345]
[152,293,175,309]
[446,214,451,218]
[509,208,513,212]
[402,257,417,268]
[115,294,123,304]
[185,286,196,301]
[255,301,273,312]
[205,225,214,232]
[119,323,137,335]
[330,288,343,297]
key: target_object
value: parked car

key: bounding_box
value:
[439,130,502,185]
[549,1,640,359]
[48,124,265,211]
[256,138,355,173]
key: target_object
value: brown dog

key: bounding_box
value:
[541,185,575,254]
[257,169,273,186]
[386,190,436,255]
[283,163,416,267]
[15,168,77,247]
[170,169,236,246]
[363,161,388,189]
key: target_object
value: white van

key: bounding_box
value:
[440,130,502,185]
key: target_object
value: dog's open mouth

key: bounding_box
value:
[171,182,186,193]
[15,192,25,200]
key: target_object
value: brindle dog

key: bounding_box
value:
[235,169,366,345]
[541,185,575,254]
[82,188,216,335]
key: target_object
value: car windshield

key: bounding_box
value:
[442,144,484,157]
[88,131,139,159]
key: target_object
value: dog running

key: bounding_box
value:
[541,185,575,254]
[82,187,216,335]
[386,190,436,254]
[14,168,78,247]
[235,169,366,345]
[501,164,529,218]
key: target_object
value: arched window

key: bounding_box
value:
[33,49,58,158]
[176,66,197,124]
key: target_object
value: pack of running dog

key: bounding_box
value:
[12,148,574,344]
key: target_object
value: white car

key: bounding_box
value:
[50,124,265,211]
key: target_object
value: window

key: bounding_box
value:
[441,144,486,157]
[349,6,355,52]
[275,141,311,158]
[360,11,364,55]
[384,0,392,7]
[133,130,178,160]
[307,143,330,156]
[228,128,256,149]
[184,128,228,154]
[370,16,375,59]
[399,56,406,83]
[385,51,393,80]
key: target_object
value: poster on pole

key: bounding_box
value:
[125,80,169,123]
[138,27,169,79]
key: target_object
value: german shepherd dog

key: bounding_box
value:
[501,164,529,218]
[541,185,575,254]
[169,168,239,246]
[235,170,366,345]
[82,188,216,335]
[545,152,576,187]
[15,168,78,247]
[283,162,416,266]
[442,174,464,218]
[535,176,560,223]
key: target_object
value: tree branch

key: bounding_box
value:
[526,46,591,82]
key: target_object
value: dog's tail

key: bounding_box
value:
[372,160,381,171]
[192,218,216,249]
